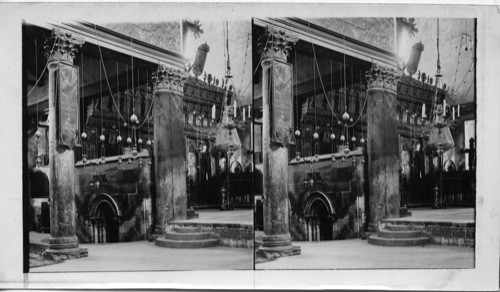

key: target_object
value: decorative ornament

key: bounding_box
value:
[295,151,301,161]
[100,134,105,142]
[130,113,138,123]
[295,129,301,137]
[81,131,87,140]
[100,156,106,165]
[132,147,138,157]
[82,154,87,166]
[351,136,357,143]
[340,135,345,142]
[330,133,336,140]
[313,132,319,140]
[127,137,132,144]
[95,180,100,188]
[360,138,366,144]
[117,135,122,143]
[342,112,350,121]
[118,156,123,165]
[138,138,143,144]
[349,118,353,123]
[337,120,342,125]
[146,139,152,146]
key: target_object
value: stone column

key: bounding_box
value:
[43,29,87,259]
[256,28,300,259]
[366,64,402,231]
[152,66,189,233]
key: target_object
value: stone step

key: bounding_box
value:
[386,224,413,232]
[173,226,202,233]
[165,231,212,241]
[379,229,423,239]
[155,238,219,248]
[368,235,431,247]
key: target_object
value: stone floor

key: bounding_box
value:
[255,238,474,269]
[30,239,253,272]
[29,209,254,272]
[386,207,474,224]
[173,208,253,225]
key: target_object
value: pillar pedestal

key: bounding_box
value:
[255,28,300,259]
[42,29,87,260]
[366,65,402,231]
[152,66,189,234]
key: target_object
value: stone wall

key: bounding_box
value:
[379,221,475,247]
[288,150,367,241]
[101,22,182,54]
[305,18,395,52]
[74,156,153,243]
[173,222,253,248]
[411,18,475,104]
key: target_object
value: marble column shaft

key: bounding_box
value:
[153,66,189,233]
[261,58,292,247]
[366,65,401,230]
[256,27,300,258]
[44,29,87,258]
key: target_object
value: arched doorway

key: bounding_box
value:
[89,195,120,243]
[303,193,334,241]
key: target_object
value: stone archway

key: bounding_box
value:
[303,193,335,241]
[89,194,120,243]
[30,170,49,198]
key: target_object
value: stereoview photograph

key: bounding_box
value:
[252,17,475,269]
[23,18,254,272]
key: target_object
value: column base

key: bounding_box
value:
[256,244,301,259]
[42,247,88,261]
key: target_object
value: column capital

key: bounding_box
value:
[44,28,84,65]
[152,65,189,94]
[366,63,402,93]
[258,27,298,63]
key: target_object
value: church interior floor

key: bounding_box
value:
[255,238,474,269]
[30,239,253,272]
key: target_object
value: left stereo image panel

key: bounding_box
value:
[22,19,254,272]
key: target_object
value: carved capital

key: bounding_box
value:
[44,28,84,65]
[366,63,402,93]
[152,65,189,94]
[258,27,298,62]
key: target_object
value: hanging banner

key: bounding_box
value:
[57,63,79,149]
[270,60,293,146]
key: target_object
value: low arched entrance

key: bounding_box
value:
[89,194,120,243]
[303,193,335,241]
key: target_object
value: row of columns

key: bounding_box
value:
[43,27,401,259]
[44,29,190,258]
